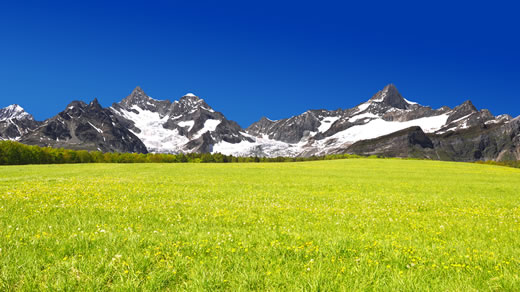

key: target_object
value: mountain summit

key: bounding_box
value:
[0,104,39,140]
[0,104,34,121]
[368,84,410,109]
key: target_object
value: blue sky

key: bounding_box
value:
[1,0,519,127]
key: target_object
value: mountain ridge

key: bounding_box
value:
[1,84,518,161]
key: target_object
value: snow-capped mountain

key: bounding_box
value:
[110,86,253,153]
[0,104,33,121]
[238,84,512,157]
[0,105,40,140]
[2,84,519,161]
[20,99,147,153]
[345,114,520,161]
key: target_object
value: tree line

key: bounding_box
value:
[476,160,520,169]
[0,141,364,165]
[4,141,517,168]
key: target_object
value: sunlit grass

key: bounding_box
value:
[0,159,519,290]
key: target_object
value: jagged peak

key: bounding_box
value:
[496,114,513,121]
[260,116,276,123]
[454,100,478,112]
[369,84,409,109]
[119,86,153,107]
[88,98,103,110]
[66,100,87,109]
[173,93,217,115]
[180,92,202,102]
[384,83,397,91]
[249,116,276,127]
[445,100,479,124]
[132,86,145,94]
[130,86,148,98]
[0,104,34,121]
[5,104,23,111]
[179,93,205,106]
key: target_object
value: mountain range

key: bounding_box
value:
[1,84,519,161]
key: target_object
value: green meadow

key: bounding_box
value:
[0,159,519,290]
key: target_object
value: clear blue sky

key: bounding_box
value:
[1,0,519,127]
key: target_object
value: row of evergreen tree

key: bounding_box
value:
[0,141,364,165]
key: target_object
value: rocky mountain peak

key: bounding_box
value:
[129,86,146,98]
[5,104,23,111]
[246,116,276,134]
[88,98,102,110]
[369,84,409,109]
[66,100,87,109]
[259,116,276,123]
[61,101,88,119]
[458,100,478,112]
[496,114,513,122]
[446,100,479,123]
[179,93,202,103]
[174,93,214,114]
[0,104,34,121]
[120,86,155,108]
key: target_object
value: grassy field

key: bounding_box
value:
[0,159,520,290]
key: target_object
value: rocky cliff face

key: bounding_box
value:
[342,118,520,161]
[19,99,147,153]
[344,126,435,158]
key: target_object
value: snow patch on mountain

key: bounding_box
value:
[325,114,449,145]
[356,102,371,113]
[213,133,301,157]
[193,119,221,138]
[88,122,103,133]
[404,98,418,105]
[318,116,340,133]
[178,120,194,131]
[116,105,188,153]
